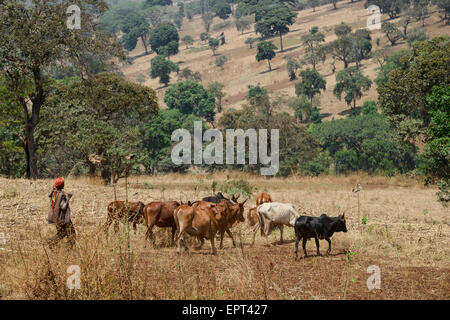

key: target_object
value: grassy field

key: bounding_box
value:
[121,1,450,121]
[0,173,448,299]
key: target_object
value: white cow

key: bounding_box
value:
[252,202,300,245]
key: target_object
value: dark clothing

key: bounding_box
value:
[47,189,76,248]
[48,219,76,249]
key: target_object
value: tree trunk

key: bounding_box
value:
[22,67,44,179]
[268,59,271,71]
[141,37,148,55]
[279,33,283,52]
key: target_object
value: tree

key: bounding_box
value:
[328,23,353,69]
[174,14,183,30]
[256,41,277,71]
[421,85,450,206]
[0,0,124,179]
[301,27,326,70]
[411,0,430,27]
[349,29,373,69]
[290,95,315,123]
[310,113,417,174]
[202,12,214,32]
[39,73,159,183]
[235,16,253,34]
[213,1,232,20]
[121,12,150,55]
[182,35,195,48]
[149,24,180,55]
[164,80,216,123]
[406,28,428,47]
[434,0,450,24]
[150,55,178,86]
[254,6,296,51]
[245,37,258,48]
[200,32,210,44]
[333,67,372,109]
[208,82,226,112]
[179,68,202,82]
[295,69,327,106]
[145,0,173,6]
[378,36,449,141]
[215,55,228,69]
[284,56,302,80]
[209,37,220,55]
[381,21,403,46]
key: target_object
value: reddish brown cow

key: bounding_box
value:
[247,207,258,227]
[143,201,180,247]
[256,192,272,206]
[174,201,227,254]
[193,199,247,249]
[105,201,145,235]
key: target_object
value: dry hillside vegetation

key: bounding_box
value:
[121,1,450,119]
[0,174,448,299]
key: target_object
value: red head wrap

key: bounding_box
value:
[54,177,64,188]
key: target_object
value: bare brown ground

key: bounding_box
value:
[0,173,448,299]
[120,1,450,122]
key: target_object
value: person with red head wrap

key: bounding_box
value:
[47,177,76,248]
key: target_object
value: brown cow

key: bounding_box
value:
[193,199,246,249]
[174,201,227,255]
[256,192,272,206]
[105,201,145,235]
[247,207,258,227]
[143,201,180,247]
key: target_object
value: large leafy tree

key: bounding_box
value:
[208,38,220,56]
[144,0,173,7]
[301,27,326,70]
[327,23,353,69]
[39,73,159,183]
[150,55,179,86]
[333,67,372,109]
[164,80,216,123]
[149,24,180,56]
[0,0,124,179]
[377,36,450,141]
[350,29,372,69]
[295,68,326,106]
[310,113,417,174]
[121,12,150,55]
[213,1,232,20]
[254,6,296,51]
[256,41,277,71]
[421,85,450,206]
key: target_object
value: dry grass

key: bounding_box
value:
[121,1,450,122]
[0,173,449,299]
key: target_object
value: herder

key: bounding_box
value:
[47,177,76,248]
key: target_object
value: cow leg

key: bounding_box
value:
[104,215,112,236]
[295,232,301,260]
[279,225,284,244]
[325,237,332,255]
[132,221,137,235]
[302,237,308,257]
[145,224,156,248]
[251,222,260,246]
[314,236,321,256]
[210,236,217,255]
[195,237,204,250]
[225,228,236,247]
[219,229,225,249]
[263,222,271,246]
[170,226,177,246]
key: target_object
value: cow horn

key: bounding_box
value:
[241,198,248,205]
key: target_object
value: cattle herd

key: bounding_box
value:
[105,192,348,259]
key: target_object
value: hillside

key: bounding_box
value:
[120,1,450,121]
